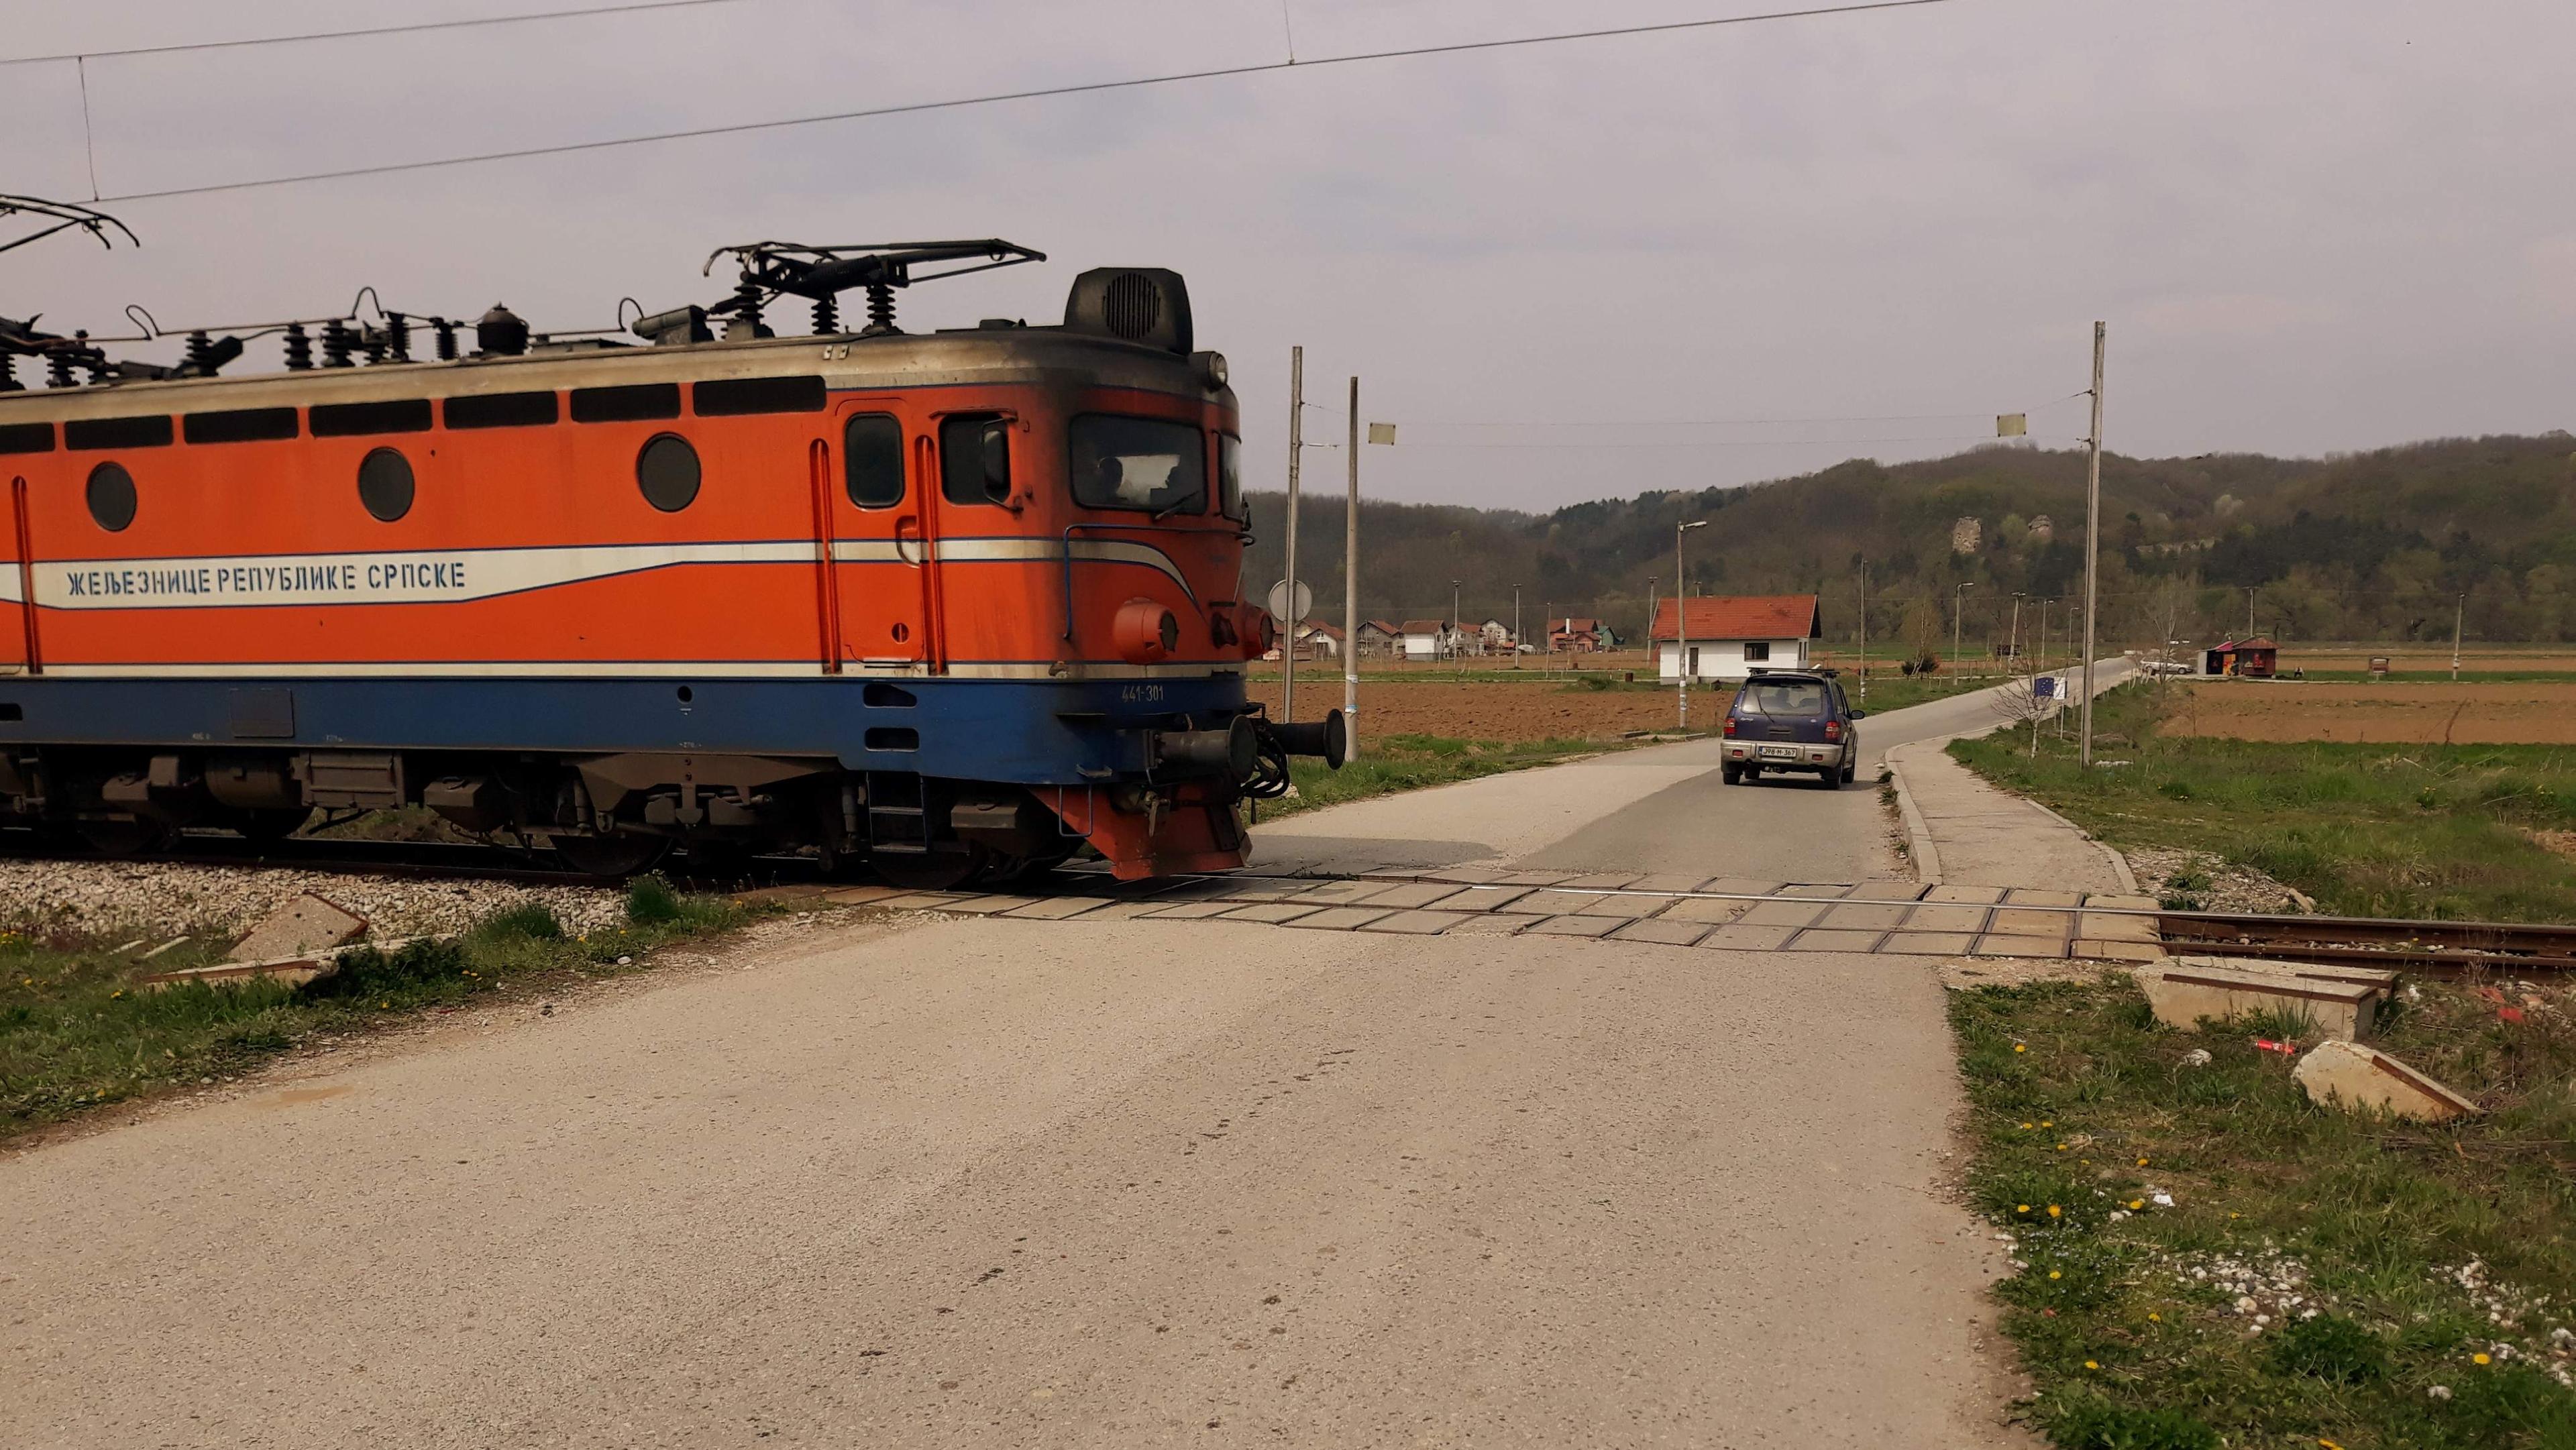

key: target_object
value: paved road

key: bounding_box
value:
[0,673,2110,1448]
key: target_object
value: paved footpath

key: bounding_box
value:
[0,677,2127,1449]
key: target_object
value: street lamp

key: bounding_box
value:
[1450,578,1462,664]
[1953,581,1977,677]
[1512,583,1523,668]
[1676,520,1708,728]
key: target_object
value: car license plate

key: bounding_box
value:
[1758,745,1798,759]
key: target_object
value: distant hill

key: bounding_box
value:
[1244,433,2576,651]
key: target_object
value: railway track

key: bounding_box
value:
[7,828,2571,977]
[2157,908,2576,974]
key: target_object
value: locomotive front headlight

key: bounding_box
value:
[1197,351,1228,390]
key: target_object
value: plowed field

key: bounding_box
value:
[2159,681,2576,744]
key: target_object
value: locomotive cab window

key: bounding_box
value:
[844,413,904,508]
[939,414,1012,506]
[1218,433,1245,521]
[1069,414,1205,514]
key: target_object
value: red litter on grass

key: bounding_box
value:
[2498,1006,2527,1024]
[2253,1038,2298,1056]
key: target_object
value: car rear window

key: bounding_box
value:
[1737,680,1829,717]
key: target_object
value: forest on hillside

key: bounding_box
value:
[1241,433,2576,652]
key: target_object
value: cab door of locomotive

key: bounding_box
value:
[816,398,930,672]
[0,473,33,675]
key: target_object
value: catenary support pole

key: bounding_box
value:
[1283,345,1301,723]
[2081,321,2105,765]
[1344,375,1360,759]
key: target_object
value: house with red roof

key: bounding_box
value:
[1648,594,1823,682]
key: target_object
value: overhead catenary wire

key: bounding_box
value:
[87,0,1960,204]
[0,0,767,68]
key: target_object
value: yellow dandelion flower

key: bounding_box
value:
[2040,1119,2052,1127]
[2048,1270,2062,1280]
[2056,1143,2069,1151]
[2017,1205,2031,1213]
[2013,1044,2027,1053]
[2021,1122,2035,1130]
[2148,1313,2161,1323]
[2129,1200,2145,1211]
[2474,1353,2492,1365]
[2047,1205,2062,1218]
[2320,1440,2345,1450]
[2084,1360,2099,1370]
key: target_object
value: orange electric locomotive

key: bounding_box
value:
[0,239,1342,881]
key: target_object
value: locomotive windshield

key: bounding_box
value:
[1069,414,1205,513]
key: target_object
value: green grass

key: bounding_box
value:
[1951,683,2576,922]
[0,877,747,1138]
[1845,670,2004,714]
[1952,974,2576,1449]
[1257,732,1624,820]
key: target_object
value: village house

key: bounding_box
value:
[1650,595,1821,683]
[1356,619,1403,657]
[1399,618,1453,660]
[1479,618,1514,654]
[1546,616,1612,653]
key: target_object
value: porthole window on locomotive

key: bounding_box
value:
[85,461,138,532]
[1069,414,1205,513]
[636,433,701,512]
[843,413,904,508]
[356,447,416,522]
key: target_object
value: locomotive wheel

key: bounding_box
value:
[231,808,311,844]
[77,817,170,858]
[871,846,989,891]
[975,846,1078,890]
[552,833,673,879]
[677,840,755,888]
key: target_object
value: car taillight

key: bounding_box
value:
[1722,716,1738,737]
[1824,720,1843,742]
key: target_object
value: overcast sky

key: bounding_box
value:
[5,0,2570,511]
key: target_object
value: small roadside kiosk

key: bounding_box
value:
[2202,636,2279,678]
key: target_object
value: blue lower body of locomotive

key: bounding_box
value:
[0,671,1251,785]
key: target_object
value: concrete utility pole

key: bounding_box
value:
[1856,559,1868,702]
[1676,520,1707,728]
[2080,321,2105,766]
[2453,593,2465,682]
[1644,576,1658,672]
[1953,581,1976,676]
[2246,587,2257,642]
[1344,375,1360,760]
[1511,583,1522,669]
[1450,578,1462,664]
[2009,592,2025,679]
[1283,345,1303,724]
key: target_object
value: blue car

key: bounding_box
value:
[1719,671,1864,788]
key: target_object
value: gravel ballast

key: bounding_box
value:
[1,859,628,943]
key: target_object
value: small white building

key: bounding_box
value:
[1478,619,1513,654]
[1650,595,1821,683]
[1399,618,1452,660]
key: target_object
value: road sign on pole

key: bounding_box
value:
[1267,579,1313,626]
